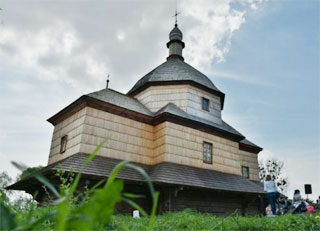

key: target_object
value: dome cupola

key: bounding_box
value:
[167,23,185,61]
[169,24,183,40]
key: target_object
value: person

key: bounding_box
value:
[292,189,307,214]
[264,174,277,215]
[293,189,302,203]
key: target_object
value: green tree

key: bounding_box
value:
[259,159,288,193]
[0,171,13,205]
[0,171,37,210]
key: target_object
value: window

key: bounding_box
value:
[242,166,249,178]
[203,142,212,164]
[202,97,210,111]
[60,135,68,153]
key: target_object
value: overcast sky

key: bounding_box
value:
[0,0,319,200]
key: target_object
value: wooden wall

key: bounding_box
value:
[48,108,86,164]
[80,107,154,165]
[161,122,241,175]
[158,187,262,216]
[134,85,222,124]
[239,150,260,181]
[48,107,259,180]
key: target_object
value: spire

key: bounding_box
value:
[173,9,180,26]
[166,11,185,61]
[106,74,110,89]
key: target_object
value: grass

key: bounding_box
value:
[12,207,320,231]
[105,210,320,231]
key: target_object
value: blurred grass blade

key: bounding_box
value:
[148,191,159,231]
[105,161,129,188]
[55,139,107,231]
[121,197,148,217]
[126,163,155,195]
[122,193,145,199]
[0,202,16,231]
[69,139,107,195]
[90,179,106,191]
[106,161,159,231]
[11,161,59,198]
[19,212,56,231]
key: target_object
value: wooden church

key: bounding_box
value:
[8,21,266,216]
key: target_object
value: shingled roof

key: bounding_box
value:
[155,103,244,138]
[87,88,153,116]
[127,58,224,98]
[8,153,265,194]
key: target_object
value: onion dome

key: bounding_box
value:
[166,24,185,61]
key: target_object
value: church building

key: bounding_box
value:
[8,21,266,215]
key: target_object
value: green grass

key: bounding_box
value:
[13,207,320,231]
[108,210,320,231]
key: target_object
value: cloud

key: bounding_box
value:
[181,0,266,72]
[211,70,276,86]
[0,21,108,91]
[0,0,267,94]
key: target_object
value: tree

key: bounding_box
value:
[259,158,288,193]
[0,171,13,205]
[0,171,37,210]
[0,171,12,190]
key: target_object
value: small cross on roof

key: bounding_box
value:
[173,9,180,25]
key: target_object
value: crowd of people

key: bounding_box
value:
[263,174,317,216]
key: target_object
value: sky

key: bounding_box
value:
[0,0,319,200]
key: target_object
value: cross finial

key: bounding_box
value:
[106,74,110,89]
[173,9,180,26]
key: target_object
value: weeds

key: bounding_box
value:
[0,140,159,231]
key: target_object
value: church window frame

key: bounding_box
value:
[242,166,250,178]
[60,135,68,154]
[202,97,210,111]
[203,142,213,164]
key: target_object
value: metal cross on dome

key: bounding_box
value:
[106,74,110,89]
[173,9,180,25]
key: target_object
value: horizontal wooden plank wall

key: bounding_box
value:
[134,85,222,124]
[48,106,260,181]
[80,107,154,165]
[162,121,242,175]
[239,150,260,181]
[48,108,86,164]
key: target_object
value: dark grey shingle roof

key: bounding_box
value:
[22,153,264,194]
[86,88,153,116]
[240,139,261,148]
[155,103,244,138]
[85,89,242,139]
[127,58,223,95]
[149,161,265,194]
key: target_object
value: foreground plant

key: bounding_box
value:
[0,141,159,231]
